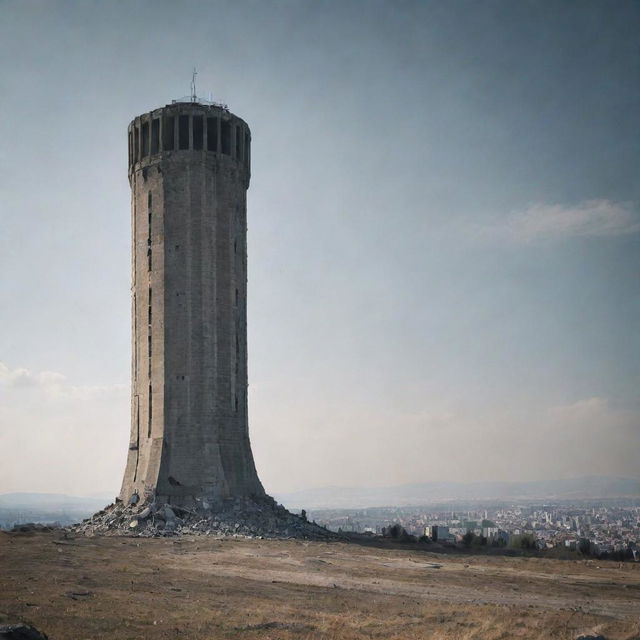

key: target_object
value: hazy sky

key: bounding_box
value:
[1,0,638,497]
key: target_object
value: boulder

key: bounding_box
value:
[0,624,49,639]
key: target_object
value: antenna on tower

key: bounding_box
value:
[191,67,198,102]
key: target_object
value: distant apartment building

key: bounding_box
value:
[426,525,452,542]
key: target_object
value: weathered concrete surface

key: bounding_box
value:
[120,102,264,506]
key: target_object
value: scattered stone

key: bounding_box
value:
[129,520,139,529]
[235,622,315,632]
[138,507,151,520]
[0,624,49,639]
[10,524,56,534]
[64,589,93,600]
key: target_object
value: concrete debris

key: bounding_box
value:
[71,495,336,540]
[138,507,151,519]
[0,624,49,639]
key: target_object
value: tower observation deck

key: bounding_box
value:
[119,100,264,507]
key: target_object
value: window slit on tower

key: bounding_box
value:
[134,400,140,474]
[133,293,138,380]
[235,126,242,161]
[151,118,160,154]
[193,115,203,150]
[207,117,218,151]
[128,130,133,166]
[141,121,149,158]
[148,191,152,271]
[133,398,139,479]
[148,288,152,326]
[163,115,175,151]
[148,385,152,438]
[134,125,139,162]
[244,132,250,168]
[235,330,239,374]
[148,328,152,378]
[178,115,189,150]
[221,120,231,155]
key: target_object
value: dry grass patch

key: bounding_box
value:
[1,532,639,639]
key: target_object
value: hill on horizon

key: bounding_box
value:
[274,475,640,509]
[1,476,638,514]
[0,493,111,510]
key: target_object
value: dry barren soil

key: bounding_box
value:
[1,530,639,639]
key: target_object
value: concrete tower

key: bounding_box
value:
[120,99,265,507]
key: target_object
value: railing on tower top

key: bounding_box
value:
[171,95,229,111]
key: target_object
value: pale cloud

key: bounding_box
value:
[548,396,611,420]
[545,396,640,442]
[0,362,128,496]
[0,362,126,399]
[251,383,640,493]
[507,200,640,242]
[1,361,638,496]
[538,397,640,477]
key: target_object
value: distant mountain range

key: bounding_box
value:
[0,493,113,529]
[1,476,638,516]
[273,476,640,509]
[0,493,112,511]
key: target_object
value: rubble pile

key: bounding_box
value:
[72,494,335,540]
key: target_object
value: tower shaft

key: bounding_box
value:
[120,102,264,506]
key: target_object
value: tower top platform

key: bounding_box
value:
[127,101,251,183]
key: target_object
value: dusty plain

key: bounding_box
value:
[1,530,639,639]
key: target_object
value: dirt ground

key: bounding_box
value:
[1,530,639,639]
